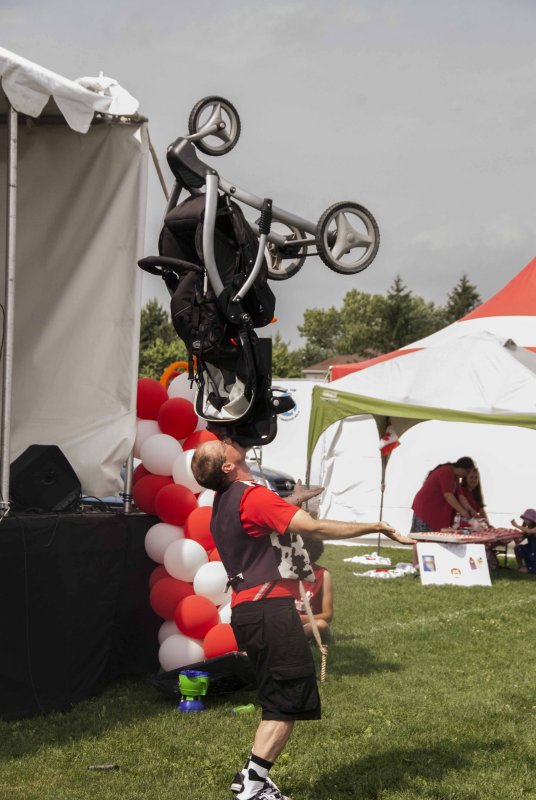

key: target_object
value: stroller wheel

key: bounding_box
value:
[260,221,307,281]
[188,96,241,156]
[316,202,380,274]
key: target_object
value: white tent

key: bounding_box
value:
[309,332,536,532]
[0,47,148,500]
[261,379,325,482]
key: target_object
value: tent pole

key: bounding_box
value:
[0,105,18,512]
[377,454,387,554]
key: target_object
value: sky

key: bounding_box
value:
[2,0,536,345]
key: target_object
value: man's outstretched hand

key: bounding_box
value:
[378,520,417,546]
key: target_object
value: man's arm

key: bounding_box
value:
[288,508,416,546]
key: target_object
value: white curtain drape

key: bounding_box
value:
[0,120,148,496]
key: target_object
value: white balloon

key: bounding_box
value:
[158,633,204,671]
[168,373,197,402]
[140,433,183,476]
[158,620,180,645]
[197,489,215,508]
[164,538,208,582]
[172,450,203,493]
[134,419,160,459]
[145,522,184,564]
[193,561,230,606]
[218,602,232,624]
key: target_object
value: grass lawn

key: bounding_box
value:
[1,545,535,800]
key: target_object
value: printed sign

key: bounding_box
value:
[417,542,491,587]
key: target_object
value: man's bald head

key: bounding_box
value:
[191,437,252,492]
[191,440,228,492]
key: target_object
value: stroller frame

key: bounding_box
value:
[140,97,380,445]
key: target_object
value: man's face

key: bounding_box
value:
[220,437,247,468]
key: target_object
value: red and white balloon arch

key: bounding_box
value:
[135,376,238,671]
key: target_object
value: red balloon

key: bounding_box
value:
[133,475,173,515]
[208,548,222,562]
[137,378,168,420]
[175,594,219,639]
[203,623,238,659]
[184,507,214,551]
[182,430,219,451]
[133,463,150,485]
[150,576,195,620]
[155,484,198,526]
[149,564,169,589]
[157,398,198,440]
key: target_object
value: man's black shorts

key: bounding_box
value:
[231,596,321,721]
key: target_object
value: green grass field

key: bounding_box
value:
[2,545,535,800]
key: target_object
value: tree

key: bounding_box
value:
[297,307,342,365]
[138,337,188,380]
[379,276,445,351]
[336,290,388,356]
[444,274,481,323]
[139,299,186,379]
[140,299,175,351]
[296,278,451,363]
[271,333,304,378]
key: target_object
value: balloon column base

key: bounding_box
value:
[178,669,210,713]
[178,698,205,712]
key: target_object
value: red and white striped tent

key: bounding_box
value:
[313,256,536,534]
[330,255,536,380]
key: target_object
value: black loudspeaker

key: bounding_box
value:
[10,445,81,512]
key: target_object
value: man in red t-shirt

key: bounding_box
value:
[192,438,415,800]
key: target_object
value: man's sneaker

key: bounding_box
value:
[249,784,289,800]
[261,779,289,800]
[230,773,289,800]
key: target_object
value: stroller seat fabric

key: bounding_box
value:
[142,191,284,446]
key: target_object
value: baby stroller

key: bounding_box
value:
[139,96,380,446]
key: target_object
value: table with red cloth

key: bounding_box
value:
[410,528,523,546]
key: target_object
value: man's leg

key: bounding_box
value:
[233,721,294,799]
[253,719,294,762]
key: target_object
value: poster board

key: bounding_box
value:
[417,542,491,587]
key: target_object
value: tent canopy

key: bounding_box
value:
[1,48,148,498]
[308,331,536,461]
[0,47,139,132]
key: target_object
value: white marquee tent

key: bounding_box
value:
[308,330,536,533]
[0,47,149,500]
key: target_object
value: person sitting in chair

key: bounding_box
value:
[280,538,333,643]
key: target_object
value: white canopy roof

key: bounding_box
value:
[0,47,139,132]
[309,331,536,459]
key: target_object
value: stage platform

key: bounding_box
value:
[0,511,160,720]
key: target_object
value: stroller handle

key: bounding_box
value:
[137,256,203,277]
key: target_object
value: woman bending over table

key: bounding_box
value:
[410,457,475,567]
[411,456,475,533]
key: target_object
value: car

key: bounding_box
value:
[247,462,296,498]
